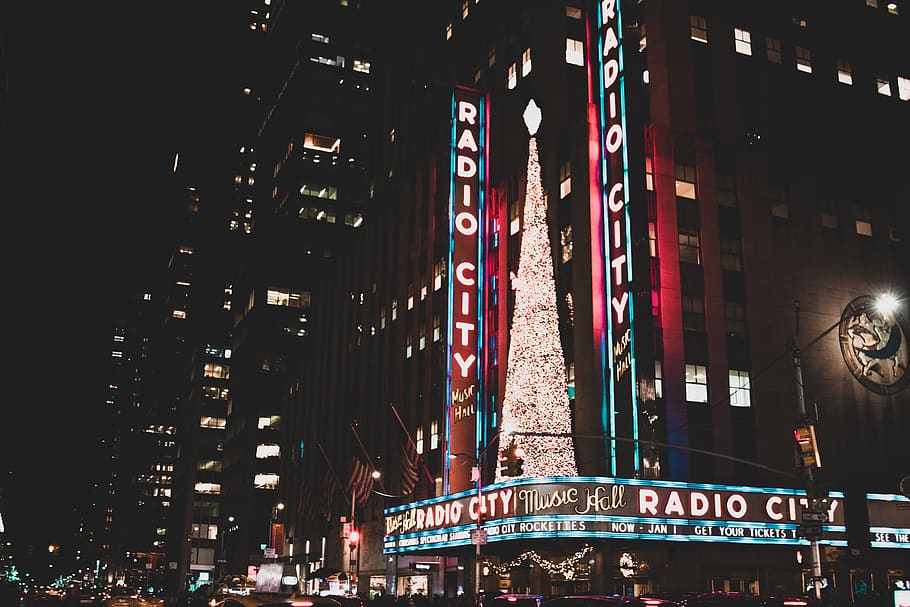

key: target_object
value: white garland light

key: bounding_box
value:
[496,110,578,481]
[489,545,594,580]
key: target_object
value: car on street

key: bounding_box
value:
[102,586,165,607]
[544,595,680,607]
[211,593,343,607]
[489,593,546,607]
[680,592,764,607]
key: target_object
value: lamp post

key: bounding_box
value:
[218,515,234,578]
[268,503,285,556]
[791,294,903,600]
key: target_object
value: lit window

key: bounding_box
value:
[446,23,453,40]
[311,33,330,44]
[521,48,532,77]
[353,59,370,74]
[510,200,520,235]
[559,161,572,198]
[194,482,222,495]
[172,309,187,319]
[796,46,812,73]
[866,0,878,6]
[303,132,341,153]
[685,363,708,403]
[253,474,279,490]
[645,157,654,191]
[654,361,663,398]
[566,6,582,19]
[462,0,469,19]
[266,288,311,308]
[734,28,752,56]
[407,284,414,310]
[678,231,701,264]
[430,420,440,450]
[854,205,873,237]
[690,15,708,43]
[406,334,412,358]
[507,63,517,90]
[416,427,425,455]
[488,47,495,67]
[837,60,853,85]
[876,75,892,96]
[299,183,338,199]
[674,163,697,199]
[649,222,657,257]
[682,295,705,332]
[821,211,838,229]
[560,225,573,263]
[199,416,227,430]
[639,23,647,51]
[898,76,910,100]
[434,260,444,291]
[566,38,584,66]
[258,416,279,429]
[729,370,751,407]
[391,299,398,321]
[887,2,899,14]
[766,37,782,63]
[433,314,441,342]
[256,444,280,459]
[204,363,230,379]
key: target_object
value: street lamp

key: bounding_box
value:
[791,293,903,600]
[218,515,234,578]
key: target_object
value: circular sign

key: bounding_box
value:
[839,295,909,395]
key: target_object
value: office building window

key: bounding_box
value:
[199,416,227,430]
[734,28,752,55]
[266,288,311,308]
[431,421,440,450]
[416,426,425,455]
[507,63,517,89]
[725,302,746,337]
[560,161,572,198]
[685,364,709,403]
[898,76,910,101]
[876,75,893,96]
[690,15,708,43]
[521,47,532,76]
[256,444,280,459]
[655,361,663,398]
[253,474,279,490]
[566,38,584,66]
[854,205,873,236]
[720,237,743,271]
[837,60,853,85]
[682,295,706,332]
[766,37,782,63]
[675,163,697,199]
[796,46,812,73]
[678,230,701,264]
[729,370,752,407]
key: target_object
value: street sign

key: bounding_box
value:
[264,547,276,558]
[798,524,823,539]
[801,511,828,522]
[470,529,488,545]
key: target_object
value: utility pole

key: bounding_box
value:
[793,300,824,601]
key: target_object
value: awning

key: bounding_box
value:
[307,567,343,580]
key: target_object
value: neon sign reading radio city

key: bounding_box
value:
[383,478,848,551]
[449,88,482,418]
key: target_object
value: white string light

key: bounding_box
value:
[488,545,594,580]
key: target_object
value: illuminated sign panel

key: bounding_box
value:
[866,492,910,549]
[384,478,847,552]
[446,86,485,493]
[598,0,638,474]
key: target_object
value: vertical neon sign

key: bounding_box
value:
[445,86,485,494]
[598,0,639,476]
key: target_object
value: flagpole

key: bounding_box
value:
[390,403,436,485]
[350,422,388,494]
[317,442,351,509]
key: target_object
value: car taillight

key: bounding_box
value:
[783,601,807,606]
[642,600,665,605]
[292,601,315,607]
[507,600,518,603]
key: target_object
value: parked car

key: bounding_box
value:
[681,592,764,607]
[490,593,546,607]
[323,594,365,607]
[639,592,698,606]
[64,583,106,606]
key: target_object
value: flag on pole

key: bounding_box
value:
[390,403,436,486]
[346,455,373,507]
[399,433,420,495]
[320,468,339,521]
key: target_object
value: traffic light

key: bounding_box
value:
[500,446,525,477]
[794,424,822,468]
[348,529,360,549]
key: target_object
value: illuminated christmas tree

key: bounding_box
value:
[496,100,578,481]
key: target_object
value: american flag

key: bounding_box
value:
[399,434,420,495]
[297,483,318,521]
[321,468,339,521]
[346,455,373,507]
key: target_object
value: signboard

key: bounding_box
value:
[446,85,486,493]
[470,528,488,545]
[255,563,283,593]
[598,0,639,475]
[866,492,910,548]
[384,477,847,552]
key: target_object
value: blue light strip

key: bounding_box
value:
[867,493,910,502]
[870,526,910,534]
[476,93,487,459]
[595,0,617,477]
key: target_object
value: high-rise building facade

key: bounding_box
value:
[300,0,909,599]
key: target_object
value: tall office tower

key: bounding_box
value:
[315,0,908,599]
[216,0,378,581]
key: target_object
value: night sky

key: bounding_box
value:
[2,2,243,557]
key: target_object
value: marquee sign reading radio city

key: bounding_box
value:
[383,477,847,553]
